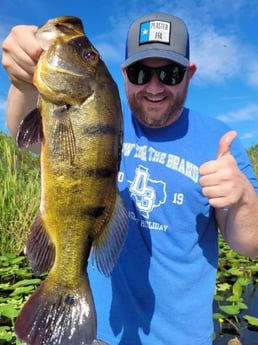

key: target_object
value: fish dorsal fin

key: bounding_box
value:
[26,213,55,275]
[16,108,43,149]
[91,192,128,276]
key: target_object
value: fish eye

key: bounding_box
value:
[82,50,98,61]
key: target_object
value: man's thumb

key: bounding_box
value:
[217,130,237,158]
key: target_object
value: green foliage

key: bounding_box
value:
[247,144,258,177]
[0,253,44,345]
[214,235,258,343]
[0,132,40,254]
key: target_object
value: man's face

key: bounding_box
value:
[123,58,196,128]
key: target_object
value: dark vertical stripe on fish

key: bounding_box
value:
[84,124,118,136]
[82,206,106,218]
[69,167,116,179]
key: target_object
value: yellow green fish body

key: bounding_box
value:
[15,16,128,345]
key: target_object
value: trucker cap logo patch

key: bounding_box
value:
[139,20,171,45]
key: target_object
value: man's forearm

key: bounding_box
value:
[217,178,258,258]
[7,84,38,138]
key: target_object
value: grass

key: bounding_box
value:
[0,133,40,255]
[0,132,257,344]
[248,144,258,176]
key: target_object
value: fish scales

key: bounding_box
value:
[14,16,128,345]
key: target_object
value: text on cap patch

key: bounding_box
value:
[139,20,171,45]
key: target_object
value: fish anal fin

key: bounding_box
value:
[91,192,128,276]
[16,108,43,149]
[26,213,55,275]
[15,275,97,345]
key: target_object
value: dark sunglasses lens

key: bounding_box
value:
[126,66,151,85]
[126,65,186,85]
[159,66,186,85]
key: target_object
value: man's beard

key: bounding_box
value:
[127,84,188,128]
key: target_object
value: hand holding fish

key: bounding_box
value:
[199,130,247,209]
[2,25,42,139]
[2,25,41,88]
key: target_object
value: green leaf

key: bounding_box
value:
[243,315,258,326]
[0,325,14,341]
[213,294,225,302]
[219,304,240,316]
[0,304,19,320]
[237,277,251,286]
[228,267,243,276]
[226,295,242,303]
[10,285,35,297]
[232,280,242,298]
[216,282,231,292]
[237,302,248,310]
[213,312,226,320]
[9,257,25,265]
[11,278,42,289]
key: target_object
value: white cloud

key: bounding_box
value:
[190,29,241,83]
[247,60,258,87]
[0,98,7,111]
[240,131,257,140]
[217,104,258,123]
[95,42,124,64]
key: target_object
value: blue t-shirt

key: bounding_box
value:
[88,107,258,345]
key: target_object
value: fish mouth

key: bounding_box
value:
[36,16,84,51]
[37,16,84,36]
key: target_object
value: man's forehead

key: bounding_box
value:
[140,57,175,66]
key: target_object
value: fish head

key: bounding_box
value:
[34,16,101,105]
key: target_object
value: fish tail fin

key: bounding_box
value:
[15,274,97,345]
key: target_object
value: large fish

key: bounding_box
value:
[14,16,128,345]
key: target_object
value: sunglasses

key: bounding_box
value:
[125,64,187,86]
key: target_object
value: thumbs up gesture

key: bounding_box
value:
[199,130,245,209]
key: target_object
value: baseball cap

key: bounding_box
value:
[123,12,189,68]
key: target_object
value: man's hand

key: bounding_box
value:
[2,25,41,89]
[199,131,246,209]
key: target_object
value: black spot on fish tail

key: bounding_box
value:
[82,206,105,218]
[84,123,118,136]
[65,294,75,305]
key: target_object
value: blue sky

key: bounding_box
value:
[0,0,258,148]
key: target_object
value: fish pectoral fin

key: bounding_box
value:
[50,114,77,164]
[26,212,55,275]
[91,192,128,276]
[16,108,43,149]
